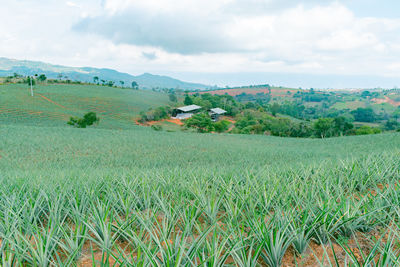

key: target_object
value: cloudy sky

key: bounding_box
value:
[1,0,400,88]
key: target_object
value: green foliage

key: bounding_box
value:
[213,120,230,133]
[26,76,36,86]
[314,118,335,138]
[234,110,314,137]
[271,102,280,116]
[168,92,177,102]
[351,108,376,122]
[67,112,100,128]
[293,89,331,102]
[333,116,354,134]
[385,119,400,131]
[151,124,163,131]
[140,106,171,122]
[37,74,47,82]
[355,125,382,135]
[313,117,354,138]
[184,113,214,132]
[235,91,271,104]
[131,81,138,89]
[184,95,193,105]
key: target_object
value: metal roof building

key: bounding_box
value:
[176,105,202,112]
[210,108,227,115]
[209,108,227,121]
[172,105,202,120]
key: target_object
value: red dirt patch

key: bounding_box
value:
[165,118,184,125]
[372,96,400,107]
[135,118,184,127]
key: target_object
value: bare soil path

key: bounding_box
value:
[36,93,67,109]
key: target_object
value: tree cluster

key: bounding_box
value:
[184,113,230,133]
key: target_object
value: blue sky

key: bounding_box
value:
[347,0,400,18]
[0,0,399,88]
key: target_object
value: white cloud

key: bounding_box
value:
[66,1,81,8]
[0,0,400,86]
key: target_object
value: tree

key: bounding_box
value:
[120,81,125,87]
[333,116,354,136]
[361,91,371,98]
[351,108,376,122]
[169,93,178,102]
[270,102,280,117]
[131,81,139,90]
[93,76,99,84]
[385,119,399,130]
[314,118,334,138]
[184,95,193,105]
[67,112,100,128]
[185,113,214,133]
[26,76,36,86]
[37,74,47,82]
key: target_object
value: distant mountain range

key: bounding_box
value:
[0,57,210,90]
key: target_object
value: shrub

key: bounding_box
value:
[151,125,163,131]
[140,106,171,122]
[68,112,100,128]
[355,125,382,135]
[213,120,230,133]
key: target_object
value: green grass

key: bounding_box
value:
[331,100,366,110]
[0,83,169,129]
[0,124,400,265]
[372,102,397,113]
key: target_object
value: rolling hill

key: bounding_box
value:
[0,57,210,90]
[0,83,170,129]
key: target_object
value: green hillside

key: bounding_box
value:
[0,83,169,128]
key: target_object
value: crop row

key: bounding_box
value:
[0,153,399,266]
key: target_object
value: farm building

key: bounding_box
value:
[209,108,227,121]
[172,105,202,120]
